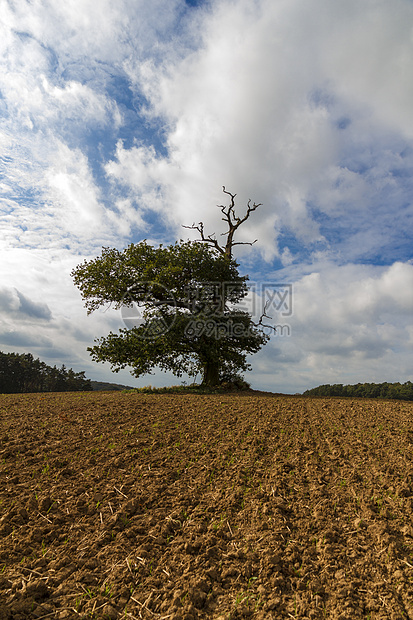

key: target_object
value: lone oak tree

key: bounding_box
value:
[71,188,271,387]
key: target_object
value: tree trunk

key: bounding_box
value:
[202,360,220,387]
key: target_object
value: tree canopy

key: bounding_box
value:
[72,188,271,386]
[303,381,413,401]
[0,351,92,393]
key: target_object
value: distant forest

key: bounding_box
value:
[0,351,92,393]
[303,381,413,401]
[90,381,135,391]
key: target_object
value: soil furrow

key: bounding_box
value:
[0,392,412,619]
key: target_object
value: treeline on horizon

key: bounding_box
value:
[303,381,413,401]
[0,351,92,394]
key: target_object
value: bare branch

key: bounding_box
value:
[182,222,225,255]
[225,240,258,247]
[217,186,262,257]
[183,187,262,259]
[255,300,277,333]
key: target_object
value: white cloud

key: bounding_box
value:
[44,142,105,232]
[115,0,337,251]
[0,245,139,383]
[0,0,189,250]
[0,287,52,320]
[318,0,413,139]
[0,0,412,392]
[106,0,413,266]
[2,0,183,64]
[294,262,413,329]
[254,261,413,392]
[2,0,412,260]
[40,76,122,127]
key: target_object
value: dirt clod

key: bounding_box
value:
[1,391,413,618]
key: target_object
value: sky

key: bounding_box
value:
[0,0,412,393]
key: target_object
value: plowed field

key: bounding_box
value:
[1,391,413,620]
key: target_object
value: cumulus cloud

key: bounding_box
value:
[253,261,413,392]
[0,0,188,251]
[0,0,412,391]
[0,287,52,320]
[0,246,135,382]
[0,330,53,349]
[44,142,105,233]
[294,262,413,328]
[104,0,413,268]
[316,0,413,139]
[2,0,413,261]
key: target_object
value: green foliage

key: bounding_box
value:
[72,239,269,386]
[0,351,92,393]
[71,240,244,314]
[303,381,413,401]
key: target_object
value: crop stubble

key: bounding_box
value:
[0,391,413,619]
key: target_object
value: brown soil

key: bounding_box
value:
[1,391,413,620]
